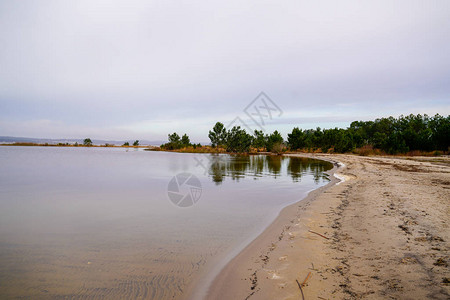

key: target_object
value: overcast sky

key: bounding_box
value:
[1,0,449,142]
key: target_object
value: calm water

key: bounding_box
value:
[0,147,332,299]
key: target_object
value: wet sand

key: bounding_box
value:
[207,154,450,299]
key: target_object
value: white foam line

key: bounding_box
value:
[334,173,346,185]
[334,162,346,185]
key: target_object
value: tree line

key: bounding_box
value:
[161,133,202,150]
[81,139,140,147]
[163,114,449,154]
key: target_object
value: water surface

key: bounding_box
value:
[0,147,332,299]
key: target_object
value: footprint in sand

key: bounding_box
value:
[278,255,288,261]
[265,269,283,279]
[270,272,282,279]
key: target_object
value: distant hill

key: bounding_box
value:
[0,136,166,146]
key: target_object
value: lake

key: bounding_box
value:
[0,147,332,299]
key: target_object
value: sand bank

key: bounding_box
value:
[206,154,450,299]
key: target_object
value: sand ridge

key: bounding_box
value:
[206,154,450,299]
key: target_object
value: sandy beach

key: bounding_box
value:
[207,154,450,299]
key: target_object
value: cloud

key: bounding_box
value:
[0,0,449,140]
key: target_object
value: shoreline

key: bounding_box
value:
[0,143,152,148]
[203,154,342,300]
[205,154,450,299]
[3,143,447,158]
[182,155,339,300]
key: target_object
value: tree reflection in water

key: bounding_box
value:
[206,154,332,185]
